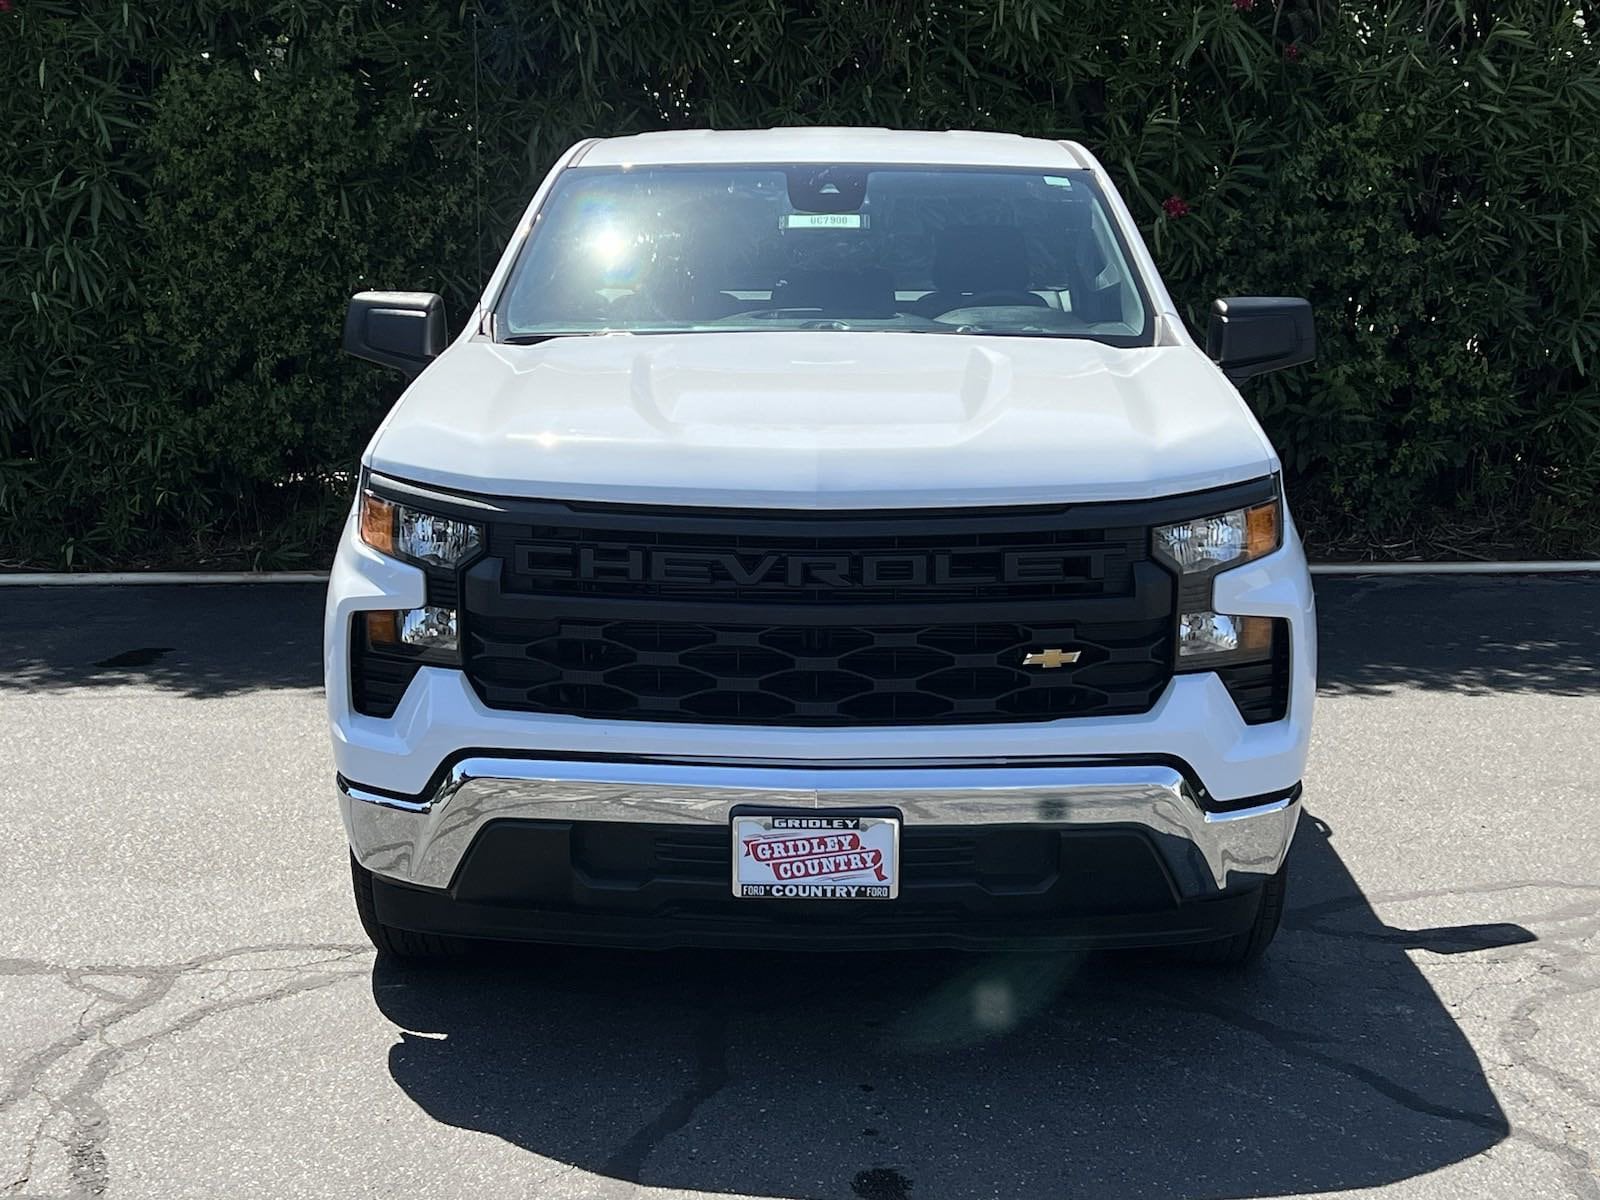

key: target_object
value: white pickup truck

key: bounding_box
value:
[326,127,1316,965]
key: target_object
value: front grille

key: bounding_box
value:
[464,613,1172,724]
[454,498,1182,726]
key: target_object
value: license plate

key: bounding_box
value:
[731,809,901,900]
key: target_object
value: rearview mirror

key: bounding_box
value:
[343,292,448,378]
[1207,297,1314,384]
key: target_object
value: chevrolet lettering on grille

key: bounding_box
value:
[513,544,1108,589]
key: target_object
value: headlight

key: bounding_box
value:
[363,606,459,658]
[1178,611,1274,659]
[358,491,482,568]
[1154,498,1280,575]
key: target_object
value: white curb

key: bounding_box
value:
[1307,561,1600,576]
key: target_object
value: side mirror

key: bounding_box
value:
[1207,297,1314,384]
[343,291,448,378]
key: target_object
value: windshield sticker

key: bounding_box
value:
[781,213,868,230]
[1043,175,1075,188]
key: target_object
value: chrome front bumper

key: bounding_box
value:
[340,757,1300,896]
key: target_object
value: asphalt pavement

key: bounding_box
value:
[1,576,1597,1200]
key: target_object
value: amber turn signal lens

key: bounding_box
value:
[1237,614,1275,654]
[1245,501,1281,560]
[358,492,395,556]
[364,611,399,646]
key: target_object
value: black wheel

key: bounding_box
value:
[349,853,472,961]
[1172,864,1289,967]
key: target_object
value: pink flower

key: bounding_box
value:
[1284,43,1303,62]
[1233,0,1255,10]
[1162,195,1191,219]
[0,2,15,13]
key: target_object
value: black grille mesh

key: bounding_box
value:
[455,499,1184,727]
[465,614,1171,725]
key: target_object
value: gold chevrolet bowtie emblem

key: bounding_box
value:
[1022,648,1081,669]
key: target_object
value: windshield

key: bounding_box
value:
[495,164,1153,345]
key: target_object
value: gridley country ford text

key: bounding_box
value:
[739,816,893,899]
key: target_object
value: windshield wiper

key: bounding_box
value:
[497,331,613,345]
[907,325,1091,339]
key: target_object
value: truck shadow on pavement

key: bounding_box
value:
[371,815,1524,1199]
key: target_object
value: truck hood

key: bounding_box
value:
[366,332,1277,508]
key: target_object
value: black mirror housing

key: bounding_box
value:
[1207,297,1314,384]
[343,292,448,378]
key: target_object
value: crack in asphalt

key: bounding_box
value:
[1489,916,1600,1199]
[1285,874,1600,1193]
[1197,886,1600,1200]
[5,884,1598,1198]
[1140,971,1600,1200]
[1286,880,1600,928]
[2,943,368,1199]
[1137,981,1512,1134]
[600,1001,731,1182]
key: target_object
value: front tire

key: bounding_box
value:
[1173,864,1288,967]
[350,854,471,961]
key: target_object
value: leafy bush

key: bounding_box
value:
[3,0,1597,566]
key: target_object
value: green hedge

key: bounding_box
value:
[4,0,1598,567]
